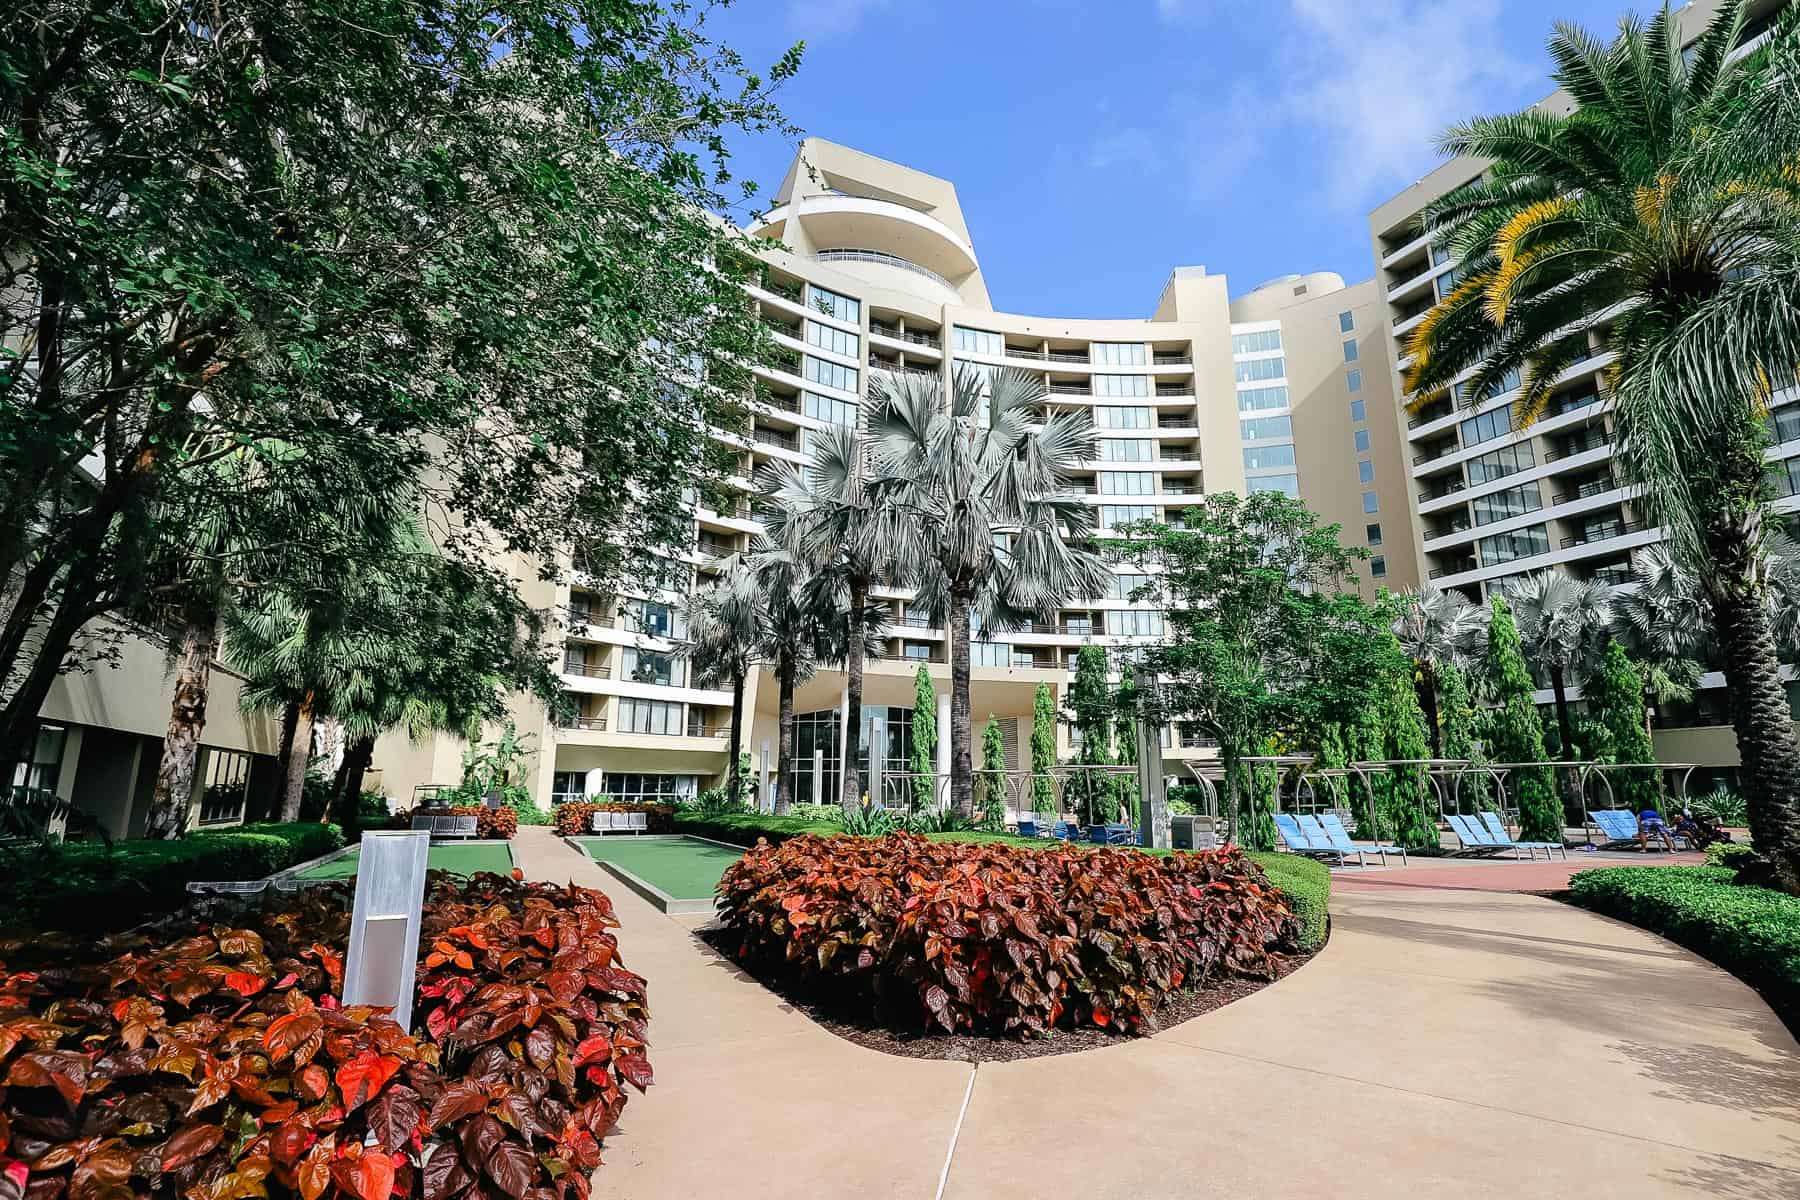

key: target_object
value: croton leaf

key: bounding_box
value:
[336,1050,402,1111]
[484,1142,536,1199]
[366,1086,423,1153]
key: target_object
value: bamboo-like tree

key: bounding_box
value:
[1030,683,1058,816]
[1403,3,1800,886]
[1505,571,1613,759]
[910,666,938,811]
[868,366,1109,817]
[1585,640,1659,810]
[1392,586,1486,758]
[1484,597,1561,844]
[976,716,1008,830]
[1067,644,1117,824]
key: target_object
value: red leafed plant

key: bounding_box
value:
[551,804,672,838]
[0,871,649,1200]
[716,834,1300,1038]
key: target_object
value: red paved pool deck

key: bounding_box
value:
[1331,849,1708,894]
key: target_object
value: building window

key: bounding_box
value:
[1250,474,1300,498]
[1459,406,1513,448]
[1370,555,1387,578]
[197,749,253,826]
[1113,609,1165,637]
[952,326,1003,356]
[1096,405,1152,429]
[1099,439,1153,462]
[624,598,682,639]
[1108,572,1152,600]
[1093,342,1147,366]
[604,773,695,804]
[902,642,932,660]
[1095,374,1150,398]
[1466,442,1535,485]
[808,285,859,323]
[623,648,679,687]
[1358,459,1376,484]
[1240,415,1293,441]
[1342,339,1359,363]
[1099,471,1153,496]
[1243,444,1297,471]
[1456,366,1521,403]
[551,771,591,806]
[1472,482,1545,527]
[1100,504,1156,529]
[804,355,858,393]
[1231,329,1283,354]
[805,320,858,358]
[10,723,66,794]
[1478,525,1551,566]
[1346,368,1363,393]
[1235,357,1286,383]
[1339,311,1355,333]
[972,641,1009,667]
[803,391,857,427]
[1354,429,1371,453]
[1350,398,1367,423]
[619,698,683,736]
[1237,385,1289,412]
[1366,523,1383,546]
[1362,491,1379,514]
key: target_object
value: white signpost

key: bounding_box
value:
[342,831,431,1030]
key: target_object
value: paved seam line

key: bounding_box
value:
[1157,1038,1800,1170]
[934,1064,976,1200]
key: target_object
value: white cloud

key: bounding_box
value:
[787,0,889,39]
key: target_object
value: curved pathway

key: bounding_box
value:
[510,829,1800,1199]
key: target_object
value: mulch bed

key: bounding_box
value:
[694,924,1317,1063]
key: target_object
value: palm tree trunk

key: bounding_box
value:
[840,574,868,815]
[279,691,316,823]
[774,658,796,816]
[1549,664,1575,760]
[948,588,974,819]
[727,668,745,804]
[145,604,217,839]
[1418,661,1442,760]
[1709,575,1800,891]
[332,734,376,839]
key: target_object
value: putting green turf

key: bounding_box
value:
[576,836,743,900]
[294,842,515,880]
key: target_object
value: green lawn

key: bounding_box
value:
[294,841,515,880]
[577,836,744,900]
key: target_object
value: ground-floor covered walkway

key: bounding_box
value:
[509,828,1800,1199]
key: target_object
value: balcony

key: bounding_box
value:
[1152,352,1193,366]
[762,347,802,376]
[1544,430,1610,462]
[566,606,614,629]
[1155,386,1195,399]
[1427,515,1473,540]
[563,661,612,679]
[1157,416,1197,430]
[1427,557,1477,580]
[868,355,937,380]
[1407,397,1454,429]
[760,276,802,305]
[869,322,940,349]
[1048,383,1092,396]
[1419,478,1468,504]
[1561,520,1640,549]
[1158,450,1200,462]
[1412,439,1459,467]
[559,715,609,732]
[685,717,728,739]
[1006,345,1091,364]
[753,427,800,452]
[1552,475,1617,505]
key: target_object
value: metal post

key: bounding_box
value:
[758,737,772,813]
[343,831,431,1031]
[1133,667,1170,849]
[869,717,885,808]
[812,748,825,809]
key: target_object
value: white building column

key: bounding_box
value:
[935,692,951,809]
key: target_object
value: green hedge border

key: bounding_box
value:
[1569,865,1800,1032]
[673,812,1330,953]
[0,822,345,935]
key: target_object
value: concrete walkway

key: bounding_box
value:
[510,828,1800,1199]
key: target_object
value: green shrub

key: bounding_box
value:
[1706,840,1759,872]
[0,821,344,934]
[674,810,839,846]
[1248,852,1330,952]
[1693,787,1749,827]
[1569,866,1800,1026]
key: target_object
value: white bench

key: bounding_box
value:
[591,810,648,835]
[411,813,479,839]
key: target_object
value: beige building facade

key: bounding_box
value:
[366,139,1410,810]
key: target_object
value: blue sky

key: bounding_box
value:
[703,0,1635,318]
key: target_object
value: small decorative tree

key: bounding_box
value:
[1436,660,1490,811]
[1112,675,1139,823]
[976,716,1008,830]
[1067,645,1117,825]
[1486,597,1561,844]
[1585,640,1658,811]
[911,666,938,810]
[1374,642,1437,849]
[1030,683,1058,814]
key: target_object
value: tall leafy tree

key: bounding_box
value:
[0,0,799,781]
[868,366,1108,817]
[1030,683,1058,816]
[1371,636,1437,849]
[1484,598,1561,843]
[1392,586,1485,758]
[687,555,762,804]
[1402,3,1800,885]
[911,666,938,810]
[976,716,1008,830]
[1067,645,1117,824]
[1585,639,1659,811]
[742,542,846,817]
[1505,571,1613,759]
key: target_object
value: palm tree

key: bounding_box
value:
[1505,571,1613,759]
[687,555,762,804]
[1611,544,1708,757]
[868,365,1109,817]
[1392,586,1486,758]
[1403,4,1800,887]
[759,425,902,815]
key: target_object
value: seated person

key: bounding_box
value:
[1674,810,1733,848]
[1638,806,1677,852]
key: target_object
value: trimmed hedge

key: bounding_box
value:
[0,821,344,934]
[1249,852,1330,953]
[557,801,676,837]
[717,832,1301,1037]
[1569,865,1800,1027]
[675,811,836,845]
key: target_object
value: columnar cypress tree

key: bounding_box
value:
[977,716,1008,830]
[1031,683,1058,813]
[1377,642,1438,849]
[1586,640,1658,811]
[1112,680,1140,823]
[1068,646,1117,823]
[1486,597,1561,843]
[1437,660,1490,811]
[911,666,938,810]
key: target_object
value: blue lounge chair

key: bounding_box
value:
[1316,811,1407,866]
[1016,819,1038,838]
[1455,812,1540,859]
[1480,811,1566,860]
[1103,822,1137,846]
[1446,813,1506,857]
[1587,809,1644,850]
[1272,813,1335,860]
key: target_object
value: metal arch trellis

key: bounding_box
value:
[1182,755,1316,846]
[1574,762,1700,812]
[1343,759,1482,841]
